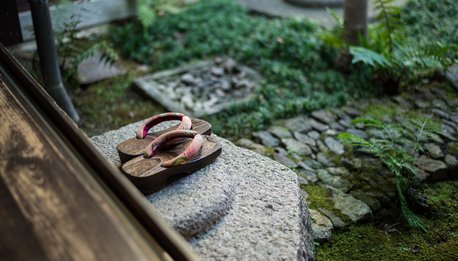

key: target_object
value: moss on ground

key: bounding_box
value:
[72,74,164,136]
[316,181,458,260]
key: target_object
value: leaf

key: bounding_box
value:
[349,46,391,68]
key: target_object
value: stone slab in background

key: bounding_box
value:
[77,52,125,84]
[91,121,314,260]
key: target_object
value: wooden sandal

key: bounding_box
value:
[117,112,212,163]
[121,130,222,194]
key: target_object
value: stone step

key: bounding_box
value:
[91,120,314,260]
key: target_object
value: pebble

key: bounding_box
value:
[268,125,292,139]
[425,143,444,159]
[324,137,345,155]
[309,209,333,242]
[311,110,336,124]
[332,192,371,223]
[252,131,279,147]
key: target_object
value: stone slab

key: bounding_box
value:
[91,121,314,260]
[77,52,125,85]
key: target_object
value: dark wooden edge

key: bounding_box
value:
[0,43,199,261]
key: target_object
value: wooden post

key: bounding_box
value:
[343,0,368,45]
[0,0,23,46]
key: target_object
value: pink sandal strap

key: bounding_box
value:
[143,130,203,168]
[136,112,192,139]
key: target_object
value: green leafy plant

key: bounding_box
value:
[109,0,376,137]
[348,0,457,93]
[338,117,440,230]
[136,0,181,28]
[55,13,118,85]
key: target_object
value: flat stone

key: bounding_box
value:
[425,143,444,159]
[284,116,312,132]
[316,153,332,167]
[445,64,458,91]
[303,159,323,169]
[77,52,125,84]
[332,192,371,223]
[273,151,298,169]
[341,157,362,170]
[309,119,329,132]
[237,138,267,155]
[415,100,430,109]
[414,155,448,180]
[324,137,345,155]
[307,131,321,140]
[447,142,458,155]
[445,154,458,168]
[431,109,449,120]
[311,110,336,124]
[346,128,368,139]
[294,132,317,147]
[350,190,382,212]
[329,122,344,131]
[298,170,318,183]
[317,140,329,153]
[252,131,279,147]
[341,106,361,117]
[309,209,333,242]
[327,167,350,176]
[317,170,352,192]
[283,138,313,156]
[268,125,292,139]
[92,121,314,260]
[319,208,346,229]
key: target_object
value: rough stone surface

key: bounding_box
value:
[332,192,371,223]
[311,110,336,124]
[324,137,345,155]
[283,138,313,156]
[269,125,293,139]
[414,155,448,180]
[317,170,352,192]
[237,138,267,154]
[425,143,444,159]
[252,130,280,147]
[445,154,458,168]
[285,116,312,132]
[319,208,346,229]
[309,209,333,242]
[91,121,314,260]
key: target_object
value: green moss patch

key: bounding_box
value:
[72,74,164,136]
[316,181,458,260]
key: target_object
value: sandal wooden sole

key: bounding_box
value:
[121,135,222,194]
[117,118,211,164]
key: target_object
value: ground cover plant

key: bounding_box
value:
[109,0,377,138]
[338,117,440,230]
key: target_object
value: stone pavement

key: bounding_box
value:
[237,85,458,241]
[91,122,315,260]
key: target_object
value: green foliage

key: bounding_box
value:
[348,0,457,90]
[136,0,181,28]
[402,0,458,46]
[109,0,377,137]
[338,117,440,230]
[55,14,118,85]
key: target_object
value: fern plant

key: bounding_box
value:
[349,0,457,93]
[338,117,440,231]
[55,13,118,85]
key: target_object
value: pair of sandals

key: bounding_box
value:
[117,112,222,194]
